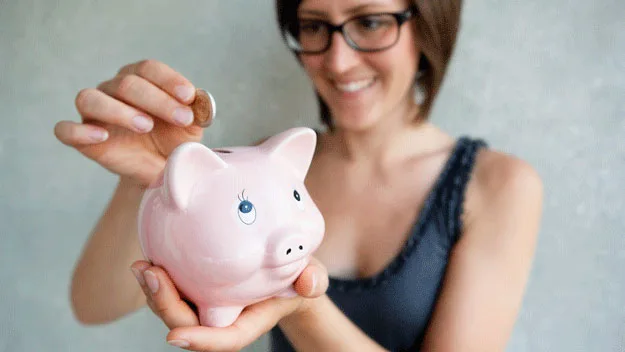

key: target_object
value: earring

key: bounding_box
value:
[413,71,426,106]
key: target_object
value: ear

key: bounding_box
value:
[163,142,228,210]
[260,127,317,180]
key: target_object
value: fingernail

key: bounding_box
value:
[144,270,159,294]
[173,107,194,126]
[89,129,108,142]
[174,85,195,102]
[168,339,190,348]
[132,115,153,132]
[131,267,145,286]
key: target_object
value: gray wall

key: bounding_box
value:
[1,0,623,351]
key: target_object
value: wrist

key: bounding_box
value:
[114,177,150,206]
[282,294,325,327]
[118,176,150,192]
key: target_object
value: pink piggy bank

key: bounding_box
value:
[137,127,325,327]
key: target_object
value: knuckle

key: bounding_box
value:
[149,297,171,318]
[96,78,113,92]
[154,304,171,318]
[134,59,158,77]
[117,59,153,75]
[115,74,140,96]
[146,300,159,316]
[117,62,136,75]
[74,88,97,112]
[147,299,164,315]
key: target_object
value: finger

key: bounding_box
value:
[167,297,298,352]
[98,74,195,128]
[75,88,155,134]
[293,259,329,298]
[54,120,109,146]
[130,260,152,290]
[130,261,160,304]
[130,262,199,329]
[164,260,326,351]
[145,266,200,329]
[118,59,196,104]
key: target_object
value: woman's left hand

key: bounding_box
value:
[130,258,329,352]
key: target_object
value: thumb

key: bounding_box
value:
[293,257,329,298]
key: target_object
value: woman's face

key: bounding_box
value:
[296,0,420,131]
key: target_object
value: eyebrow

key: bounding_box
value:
[298,2,389,18]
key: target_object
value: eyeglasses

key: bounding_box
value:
[284,7,416,54]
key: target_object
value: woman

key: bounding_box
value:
[55,0,544,350]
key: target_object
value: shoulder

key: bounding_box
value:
[467,146,543,215]
[461,146,544,245]
[472,147,543,203]
[420,146,544,351]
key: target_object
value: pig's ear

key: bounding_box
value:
[261,127,317,180]
[163,142,228,210]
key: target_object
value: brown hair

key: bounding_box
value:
[275,0,463,129]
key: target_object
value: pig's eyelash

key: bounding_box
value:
[237,189,249,201]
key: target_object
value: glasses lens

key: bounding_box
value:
[286,20,329,53]
[285,13,400,53]
[344,14,399,50]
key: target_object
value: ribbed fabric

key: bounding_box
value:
[269,136,488,352]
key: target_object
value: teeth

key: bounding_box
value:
[335,79,374,93]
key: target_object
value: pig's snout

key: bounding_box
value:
[267,234,310,267]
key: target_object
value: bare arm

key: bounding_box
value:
[274,150,543,352]
[420,152,544,351]
[70,179,148,324]
[278,295,388,352]
[54,59,203,325]
[141,256,386,351]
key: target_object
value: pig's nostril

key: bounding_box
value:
[286,245,304,256]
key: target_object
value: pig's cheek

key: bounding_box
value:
[208,249,265,283]
[297,197,326,249]
[182,233,265,283]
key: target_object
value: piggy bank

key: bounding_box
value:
[137,127,325,328]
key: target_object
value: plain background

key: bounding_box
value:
[1,0,623,351]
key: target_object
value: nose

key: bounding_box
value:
[323,32,361,74]
[266,234,310,267]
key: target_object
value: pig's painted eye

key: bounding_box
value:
[293,189,305,210]
[239,200,253,213]
[237,190,256,225]
[237,200,256,225]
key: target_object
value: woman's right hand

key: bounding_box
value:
[54,59,205,187]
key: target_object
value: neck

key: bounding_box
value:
[328,103,428,167]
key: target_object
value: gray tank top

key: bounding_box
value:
[269,136,488,351]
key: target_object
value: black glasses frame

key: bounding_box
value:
[285,7,417,55]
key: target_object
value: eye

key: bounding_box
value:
[356,15,392,31]
[238,200,256,225]
[299,20,325,35]
[293,189,305,210]
[237,191,256,225]
[239,200,253,213]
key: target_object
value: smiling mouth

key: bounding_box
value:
[269,258,308,279]
[334,78,376,93]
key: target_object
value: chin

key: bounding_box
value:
[331,109,382,132]
[320,78,388,132]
